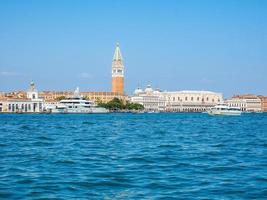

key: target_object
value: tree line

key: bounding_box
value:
[97,98,144,111]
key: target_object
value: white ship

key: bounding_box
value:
[207,104,242,116]
[50,88,108,114]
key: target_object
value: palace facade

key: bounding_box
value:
[163,90,223,112]
[131,85,223,112]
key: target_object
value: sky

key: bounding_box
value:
[0,0,266,97]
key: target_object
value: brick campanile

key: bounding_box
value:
[112,43,124,95]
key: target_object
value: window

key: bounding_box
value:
[185,97,188,101]
[33,103,37,112]
[197,97,200,101]
[206,97,209,101]
[173,97,175,101]
[191,97,193,101]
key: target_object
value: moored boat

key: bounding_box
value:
[207,104,242,116]
[49,88,108,114]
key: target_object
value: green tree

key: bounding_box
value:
[106,98,124,110]
[96,97,144,111]
[55,96,66,101]
[125,102,144,110]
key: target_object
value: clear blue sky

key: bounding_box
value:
[0,0,266,97]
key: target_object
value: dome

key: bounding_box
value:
[154,88,161,93]
[145,84,154,93]
[134,87,143,95]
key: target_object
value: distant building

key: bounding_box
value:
[258,96,267,112]
[225,98,247,111]
[0,93,5,112]
[0,92,5,100]
[1,82,44,113]
[131,85,223,112]
[0,102,3,112]
[162,90,223,112]
[39,91,73,102]
[81,92,127,103]
[226,94,262,112]
[131,85,166,112]
[3,91,26,99]
[112,43,124,95]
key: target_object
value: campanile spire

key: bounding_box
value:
[112,43,124,94]
[113,43,123,62]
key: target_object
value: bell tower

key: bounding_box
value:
[112,43,124,94]
[27,81,39,99]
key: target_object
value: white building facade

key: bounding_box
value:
[131,85,223,112]
[163,90,223,112]
[131,85,165,112]
[225,98,247,112]
[226,95,262,112]
[0,102,3,112]
[1,82,44,113]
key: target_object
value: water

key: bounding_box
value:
[0,113,266,199]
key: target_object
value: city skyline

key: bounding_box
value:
[0,0,267,97]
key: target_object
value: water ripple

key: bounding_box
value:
[0,113,267,199]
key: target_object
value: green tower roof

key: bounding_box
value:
[113,43,123,62]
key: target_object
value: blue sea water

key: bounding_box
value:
[0,113,267,199]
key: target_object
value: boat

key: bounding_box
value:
[50,104,67,113]
[146,110,160,113]
[50,88,109,114]
[207,104,242,116]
